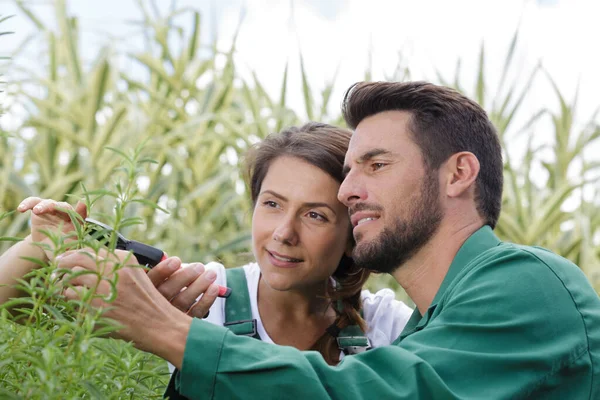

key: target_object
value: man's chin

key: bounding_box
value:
[354,229,379,245]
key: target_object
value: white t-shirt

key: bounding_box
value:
[204,262,412,347]
[168,262,412,372]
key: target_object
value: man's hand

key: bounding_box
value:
[56,248,192,369]
[147,257,221,319]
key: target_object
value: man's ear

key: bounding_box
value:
[443,151,480,198]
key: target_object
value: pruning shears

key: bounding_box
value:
[84,218,231,298]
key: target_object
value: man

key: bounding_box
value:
[58,81,600,399]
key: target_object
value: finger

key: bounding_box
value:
[155,263,204,301]
[170,269,217,312]
[63,286,87,301]
[32,200,73,222]
[147,257,181,287]
[17,197,43,212]
[187,283,220,319]
[113,249,140,266]
[74,201,88,220]
[53,264,84,283]
[58,247,111,260]
[56,249,107,272]
[62,266,100,289]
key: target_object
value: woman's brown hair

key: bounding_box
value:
[243,122,370,365]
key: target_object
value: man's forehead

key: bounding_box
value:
[344,113,414,166]
[346,126,396,161]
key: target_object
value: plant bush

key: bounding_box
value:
[0,1,598,398]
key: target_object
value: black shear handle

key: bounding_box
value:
[120,240,166,268]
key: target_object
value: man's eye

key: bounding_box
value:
[372,163,385,171]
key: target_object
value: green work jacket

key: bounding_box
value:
[170,226,600,399]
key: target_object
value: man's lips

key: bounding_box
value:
[350,211,381,228]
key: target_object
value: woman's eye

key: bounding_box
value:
[307,211,327,222]
[263,200,279,208]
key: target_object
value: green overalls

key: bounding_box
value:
[165,267,370,399]
[222,267,371,354]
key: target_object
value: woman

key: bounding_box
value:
[194,122,411,364]
[0,123,411,367]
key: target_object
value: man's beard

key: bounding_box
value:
[352,171,443,274]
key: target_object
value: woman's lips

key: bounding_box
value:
[267,250,302,268]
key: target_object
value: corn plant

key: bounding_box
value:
[437,31,600,290]
[2,0,259,268]
[1,5,599,398]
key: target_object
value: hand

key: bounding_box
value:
[147,257,221,319]
[57,248,191,366]
[17,197,88,261]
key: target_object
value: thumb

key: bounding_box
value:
[147,257,181,287]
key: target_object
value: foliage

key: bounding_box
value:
[0,0,599,398]
[437,32,600,290]
[0,144,171,398]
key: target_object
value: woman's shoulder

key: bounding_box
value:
[200,261,260,287]
[360,288,413,347]
[241,262,260,284]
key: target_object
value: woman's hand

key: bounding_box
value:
[17,197,87,261]
[147,257,221,319]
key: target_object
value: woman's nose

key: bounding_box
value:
[272,218,298,246]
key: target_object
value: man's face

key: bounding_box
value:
[338,111,443,274]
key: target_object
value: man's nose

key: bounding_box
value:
[338,171,366,206]
[272,217,298,246]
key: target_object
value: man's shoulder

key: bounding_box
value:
[464,240,588,288]
[449,240,600,327]
[441,239,600,394]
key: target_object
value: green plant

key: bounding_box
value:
[1,1,599,397]
[0,144,171,398]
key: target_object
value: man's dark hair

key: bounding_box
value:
[341,81,503,228]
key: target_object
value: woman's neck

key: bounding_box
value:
[258,277,332,318]
[257,277,337,349]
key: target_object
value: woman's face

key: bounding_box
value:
[252,156,351,292]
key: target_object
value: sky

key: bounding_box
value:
[1,0,598,116]
[1,0,599,180]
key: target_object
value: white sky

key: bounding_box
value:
[1,0,598,116]
[215,0,600,120]
[1,0,599,182]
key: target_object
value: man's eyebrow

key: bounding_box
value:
[359,148,393,162]
[343,148,393,177]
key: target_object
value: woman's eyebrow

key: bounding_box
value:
[260,190,338,215]
[259,190,287,201]
[303,202,337,214]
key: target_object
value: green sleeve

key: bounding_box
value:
[178,249,594,399]
[179,319,454,399]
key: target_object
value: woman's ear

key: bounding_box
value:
[344,239,354,258]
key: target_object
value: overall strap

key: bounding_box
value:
[224,267,259,339]
[332,300,371,355]
[337,324,372,355]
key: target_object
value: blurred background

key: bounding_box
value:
[1,0,599,299]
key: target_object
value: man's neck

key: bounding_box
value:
[392,218,483,315]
